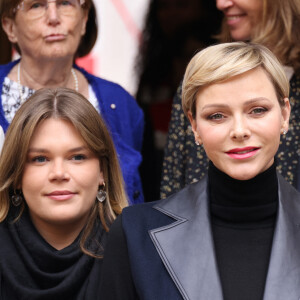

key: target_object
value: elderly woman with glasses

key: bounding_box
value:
[0,0,144,204]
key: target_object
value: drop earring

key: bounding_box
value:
[195,140,200,146]
[11,190,23,207]
[97,183,107,203]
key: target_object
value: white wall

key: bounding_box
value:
[91,0,150,96]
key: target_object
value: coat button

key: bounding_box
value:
[110,103,116,109]
[133,190,140,199]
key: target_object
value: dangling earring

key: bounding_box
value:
[283,130,287,135]
[195,140,200,146]
[11,190,23,207]
[97,183,107,203]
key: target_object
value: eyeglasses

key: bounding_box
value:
[14,0,85,19]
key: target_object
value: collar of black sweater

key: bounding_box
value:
[208,161,278,227]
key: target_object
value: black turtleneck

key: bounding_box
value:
[209,162,278,300]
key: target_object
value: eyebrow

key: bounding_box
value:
[200,97,271,111]
[28,146,89,153]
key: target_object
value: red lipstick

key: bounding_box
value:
[226,147,260,160]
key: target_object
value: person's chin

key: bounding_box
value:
[226,165,261,181]
[230,30,251,42]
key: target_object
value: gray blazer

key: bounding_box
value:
[106,174,300,300]
[147,174,300,299]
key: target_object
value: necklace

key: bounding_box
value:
[71,68,79,92]
[17,62,79,103]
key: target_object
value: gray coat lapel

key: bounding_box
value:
[263,175,300,299]
[150,174,300,299]
[149,178,223,300]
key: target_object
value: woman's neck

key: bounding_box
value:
[9,56,76,91]
[208,161,278,225]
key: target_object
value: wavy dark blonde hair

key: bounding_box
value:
[0,87,128,257]
[217,0,300,74]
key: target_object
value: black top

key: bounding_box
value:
[209,162,278,300]
[0,208,106,300]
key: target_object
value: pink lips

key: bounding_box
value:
[44,34,66,42]
[226,147,260,160]
[46,190,76,201]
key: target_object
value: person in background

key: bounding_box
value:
[0,87,128,299]
[0,0,144,204]
[161,0,300,198]
[136,0,222,201]
[100,42,300,300]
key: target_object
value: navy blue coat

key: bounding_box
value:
[102,175,300,299]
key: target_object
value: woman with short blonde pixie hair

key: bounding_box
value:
[182,42,289,118]
[161,0,300,198]
[101,42,300,299]
[0,87,128,299]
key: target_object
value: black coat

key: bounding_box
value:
[102,174,300,299]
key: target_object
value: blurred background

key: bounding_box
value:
[77,0,150,95]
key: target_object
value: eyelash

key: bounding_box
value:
[30,154,87,163]
[250,107,268,114]
[207,113,224,120]
[207,107,268,120]
[71,154,87,161]
[31,156,47,163]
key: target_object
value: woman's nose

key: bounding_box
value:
[216,0,234,11]
[46,2,60,25]
[229,117,251,141]
[48,160,70,181]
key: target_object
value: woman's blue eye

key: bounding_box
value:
[28,1,45,9]
[59,0,73,6]
[32,156,47,163]
[72,154,86,161]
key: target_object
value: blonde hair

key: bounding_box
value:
[0,87,128,257]
[182,42,289,118]
[218,0,300,73]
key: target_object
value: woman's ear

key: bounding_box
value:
[281,97,291,133]
[81,9,89,36]
[2,17,18,43]
[187,111,202,145]
[98,171,104,186]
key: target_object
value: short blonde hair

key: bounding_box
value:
[182,42,289,118]
[0,87,128,257]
